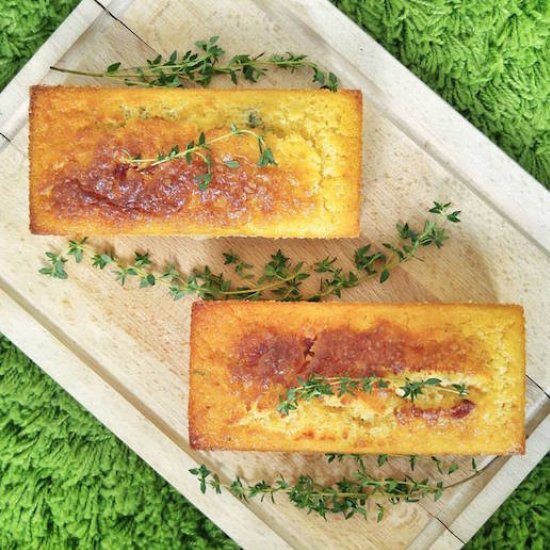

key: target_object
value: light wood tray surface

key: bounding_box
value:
[0,1,549,548]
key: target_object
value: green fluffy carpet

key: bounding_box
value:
[0,336,238,550]
[334,0,550,190]
[1,0,549,548]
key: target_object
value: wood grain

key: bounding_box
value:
[0,1,549,548]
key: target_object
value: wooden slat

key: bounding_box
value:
[0,287,292,550]
[410,380,549,547]
[273,0,550,256]
[409,522,463,550]
[449,413,550,542]
[96,0,135,14]
[428,530,464,550]
[0,0,109,144]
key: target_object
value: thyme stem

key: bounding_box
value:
[51,36,339,91]
[38,201,462,302]
[125,128,268,168]
[277,374,469,415]
[50,67,131,80]
[220,275,302,295]
[190,459,491,521]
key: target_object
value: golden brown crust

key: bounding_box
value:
[29,86,362,237]
[29,86,39,234]
[189,301,525,455]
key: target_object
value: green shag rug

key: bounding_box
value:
[1,1,549,548]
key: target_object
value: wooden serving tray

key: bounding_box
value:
[1,1,549,548]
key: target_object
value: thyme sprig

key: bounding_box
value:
[190,457,486,521]
[40,243,311,301]
[121,124,276,189]
[38,237,89,279]
[308,202,461,300]
[355,201,460,283]
[277,374,469,415]
[38,252,68,279]
[51,36,339,91]
[325,453,468,477]
[39,202,460,301]
[396,378,469,402]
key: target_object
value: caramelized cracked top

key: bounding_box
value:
[231,322,481,422]
[30,87,362,237]
[189,302,526,454]
[48,134,309,224]
[232,322,482,390]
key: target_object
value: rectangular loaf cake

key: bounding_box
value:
[29,86,362,237]
[189,301,525,454]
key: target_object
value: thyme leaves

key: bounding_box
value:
[51,36,339,91]
[39,202,461,302]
